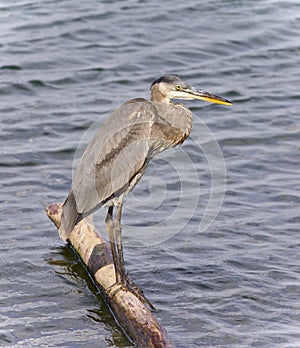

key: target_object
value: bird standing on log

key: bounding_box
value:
[59,75,232,302]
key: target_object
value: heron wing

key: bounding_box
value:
[72,99,158,215]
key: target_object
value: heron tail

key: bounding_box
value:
[59,190,81,242]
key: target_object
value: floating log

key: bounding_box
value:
[46,202,172,348]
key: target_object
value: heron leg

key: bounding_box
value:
[114,202,156,310]
[115,201,126,283]
[106,203,155,310]
[105,206,121,283]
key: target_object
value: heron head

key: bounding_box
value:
[151,75,232,106]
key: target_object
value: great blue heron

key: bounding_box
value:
[59,75,232,302]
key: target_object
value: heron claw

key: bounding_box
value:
[124,273,156,311]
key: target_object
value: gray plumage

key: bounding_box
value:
[59,98,192,239]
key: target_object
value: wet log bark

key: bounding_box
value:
[46,202,172,348]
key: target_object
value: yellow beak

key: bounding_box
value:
[185,87,232,106]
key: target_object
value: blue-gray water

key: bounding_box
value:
[1,1,300,347]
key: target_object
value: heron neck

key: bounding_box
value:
[150,95,170,103]
[150,85,171,103]
[151,101,193,137]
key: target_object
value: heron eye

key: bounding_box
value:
[175,85,181,91]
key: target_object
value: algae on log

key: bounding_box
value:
[46,202,172,348]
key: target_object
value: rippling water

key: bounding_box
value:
[1,1,300,347]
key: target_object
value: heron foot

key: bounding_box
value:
[106,274,155,311]
[124,273,156,311]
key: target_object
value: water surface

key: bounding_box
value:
[1,1,300,347]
